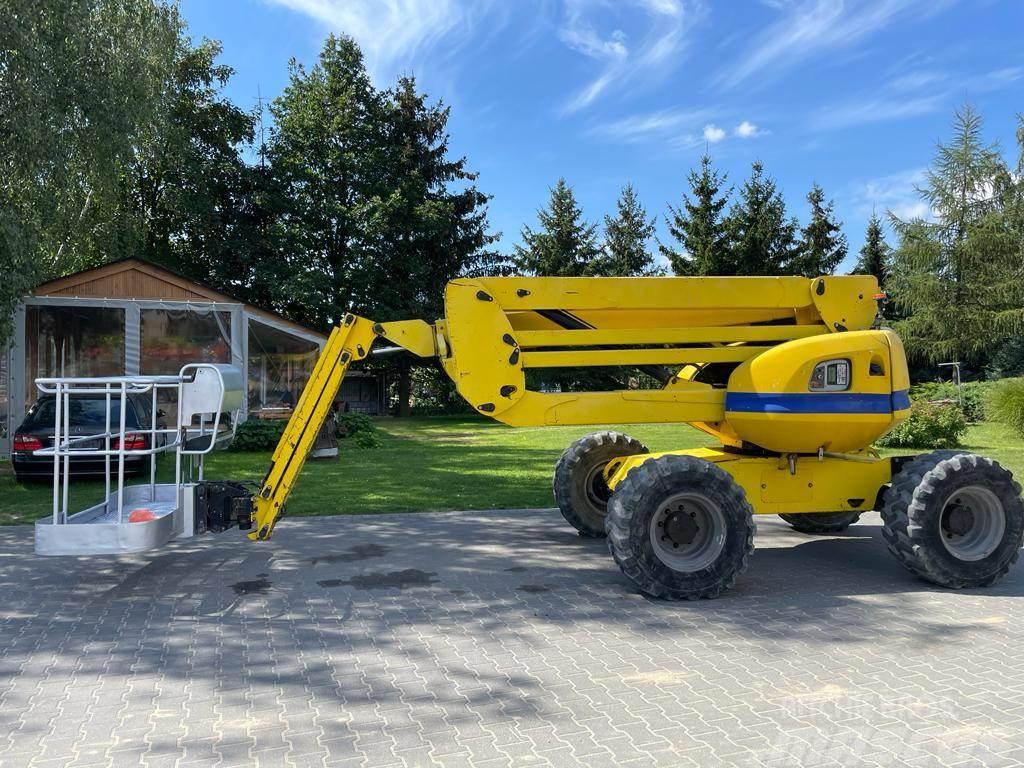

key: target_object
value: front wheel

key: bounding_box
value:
[606,455,755,600]
[882,451,1024,588]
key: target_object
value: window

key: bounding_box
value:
[25,306,125,405]
[248,319,319,414]
[140,309,231,375]
[809,359,851,392]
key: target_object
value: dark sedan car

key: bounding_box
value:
[12,394,164,482]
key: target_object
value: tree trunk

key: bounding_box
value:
[397,359,412,418]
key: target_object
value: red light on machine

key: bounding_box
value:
[873,292,887,300]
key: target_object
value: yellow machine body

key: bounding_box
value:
[250,274,907,538]
[604,448,892,517]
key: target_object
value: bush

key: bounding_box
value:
[987,378,1024,437]
[336,410,381,449]
[876,400,967,449]
[337,411,374,437]
[909,380,991,422]
[230,419,286,452]
[352,429,382,449]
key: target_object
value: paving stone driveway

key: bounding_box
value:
[1,509,1024,767]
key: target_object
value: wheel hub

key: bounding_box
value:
[938,485,1006,561]
[942,503,975,537]
[584,464,612,510]
[648,492,727,572]
[661,507,700,547]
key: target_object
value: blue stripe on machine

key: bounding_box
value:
[891,389,911,410]
[725,390,911,415]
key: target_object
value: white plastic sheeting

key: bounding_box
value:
[6,296,324,453]
[247,318,318,415]
[25,305,125,403]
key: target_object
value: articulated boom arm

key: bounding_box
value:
[250,275,883,539]
[250,315,376,539]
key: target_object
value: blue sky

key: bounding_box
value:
[180,0,1023,270]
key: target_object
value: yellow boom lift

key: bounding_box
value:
[221,275,1023,600]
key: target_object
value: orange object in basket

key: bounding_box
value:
[128,508,157,523]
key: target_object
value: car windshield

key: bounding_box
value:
[26,397,139,429]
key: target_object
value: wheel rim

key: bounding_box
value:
[939,485,1006,562]
[584,463,612,513]
[649,492,727,571]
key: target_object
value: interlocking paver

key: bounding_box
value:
[1,509,1023,766]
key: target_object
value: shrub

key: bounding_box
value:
[337,411,374,437]
[876,400,967,449]
[909,380,991,422]
[987,378,1024,437]
[352,429,382,449]
[230,419,286,452]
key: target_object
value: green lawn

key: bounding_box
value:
[1,416,1020,526]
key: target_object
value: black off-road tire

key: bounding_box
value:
[553,431,648,537]
[780,511,862,534]
[605,455,755,600]
[881,451,1024,588]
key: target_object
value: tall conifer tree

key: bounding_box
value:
[659,155,730,275]
[515,178,600,276]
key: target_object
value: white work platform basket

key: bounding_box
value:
[32,364,243,555]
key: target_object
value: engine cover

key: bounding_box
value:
[723,329,910,454]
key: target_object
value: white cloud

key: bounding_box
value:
[887,71,946,92]
[588,107,713,147]
[813,94,945,130]
[714,0,958,90]
[703,123,726,143]
[735,120,760,138]
[560,0,703,114]
[814,66,1023,130]
[264,0,493,81]
[850,168,933,222]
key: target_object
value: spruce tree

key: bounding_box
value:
[788,184,847,277]
[889,105,1024,367]
[269,39,496,415]
[722,161,797,275]
[368,76,498,414]
[595,184,657,276]
[853,212,890,289]
[515,178,600,276]
[268,34,384,330]
[366,76,497,321]
[659,154,730,275]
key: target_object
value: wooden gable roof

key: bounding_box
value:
[34,258,241,303]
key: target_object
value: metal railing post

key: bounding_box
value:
[104,385,111,514]
[52,382,62,526]
[117,382,127,523]
[62,385,70,524]
[150,386,157,500]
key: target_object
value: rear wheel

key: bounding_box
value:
[553,431,648,537]
[606,455,755,599]
[882,451,1024,588]
[780,511,861,534]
